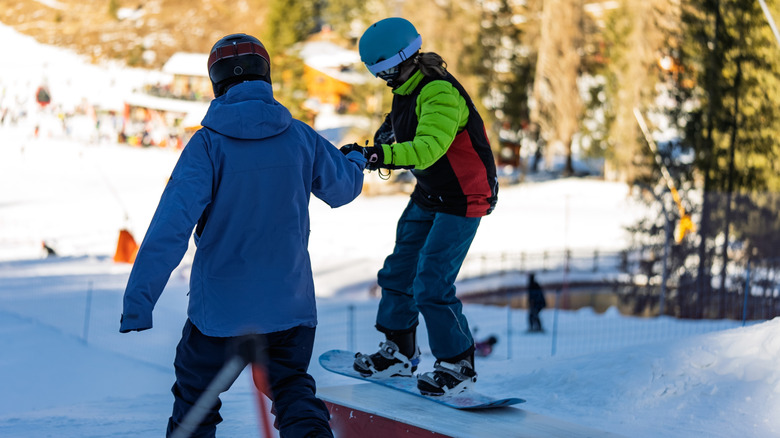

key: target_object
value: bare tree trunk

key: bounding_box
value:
[531,0,583,174]
[608,0,680,184]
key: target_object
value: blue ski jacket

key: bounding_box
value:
[120,80,365,337]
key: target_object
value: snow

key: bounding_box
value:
[0,22,165,114]
[1,22,779,438]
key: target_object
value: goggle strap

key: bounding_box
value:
[208,41,269,71]
[367,35,422,76]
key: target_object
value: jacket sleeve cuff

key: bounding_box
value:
[119,312,153,333]
[346,150,367,169]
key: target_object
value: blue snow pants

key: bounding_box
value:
[376,200,480,360]
[166,319,332,438]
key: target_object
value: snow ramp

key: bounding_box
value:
[318,383,624,438]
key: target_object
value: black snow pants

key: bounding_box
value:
[166,319,333,438]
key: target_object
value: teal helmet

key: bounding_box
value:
[359,17,422,77]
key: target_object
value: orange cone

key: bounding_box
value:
[113,229,139,263]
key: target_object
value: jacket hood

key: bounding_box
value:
[201,80,292,140]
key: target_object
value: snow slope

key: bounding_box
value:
[1,22,779,438]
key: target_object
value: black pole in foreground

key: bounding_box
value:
[170,335,271,438]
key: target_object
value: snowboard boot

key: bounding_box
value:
[353,329,420,378]
[417,351,477,396]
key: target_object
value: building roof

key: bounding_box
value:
[125,92,209,117]
[299,41,370,85]
[162,41,370,84]
[162,52,209,78]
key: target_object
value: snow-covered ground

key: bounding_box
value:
[1,22,779,438]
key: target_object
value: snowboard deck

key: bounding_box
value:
[318,349,525,410]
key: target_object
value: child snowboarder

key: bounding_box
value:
[344,17,498,397]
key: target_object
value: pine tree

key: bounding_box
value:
[467,0,533,132]
[261,0,324,119]
[676,0,780,315]
[321,0,372,41]
[262,0,323,51]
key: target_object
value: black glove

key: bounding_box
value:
[365,146,415,171]
[339,143,363,156]
[363,146,384,171]
[340,143,385,170]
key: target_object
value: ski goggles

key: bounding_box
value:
[365,35,423,77]
[376,66,400,82]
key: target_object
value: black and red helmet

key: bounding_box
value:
[208,33,271,97]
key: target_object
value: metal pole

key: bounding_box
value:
[637,184,671,316]
[551,289,560,357]
[757,0,780,49]
[742,259,751,326]
[634,108,695,243]
[347,304,356,352]
[82,281,93,344]
[561,195,570,310]
[507,303,512,360]
[660,211,671,316]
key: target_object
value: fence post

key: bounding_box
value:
[742,259,751,326]
[593,250,599,272]
[506,301,512,360]
[551,288,560,357]
[82,280,93,344]
[347,304,356,351]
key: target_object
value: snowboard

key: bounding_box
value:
[318,349,525,410]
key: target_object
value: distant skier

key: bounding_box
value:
[344,17,498,397]
[35,85,51,108]
[119,33,366,438]
[41,241,56,257]
[527,273,546,332]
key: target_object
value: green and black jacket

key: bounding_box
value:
[378,70,498,217]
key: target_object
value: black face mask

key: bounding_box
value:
[377,66,400,87]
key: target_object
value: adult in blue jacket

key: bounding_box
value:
[120,34,365,438]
